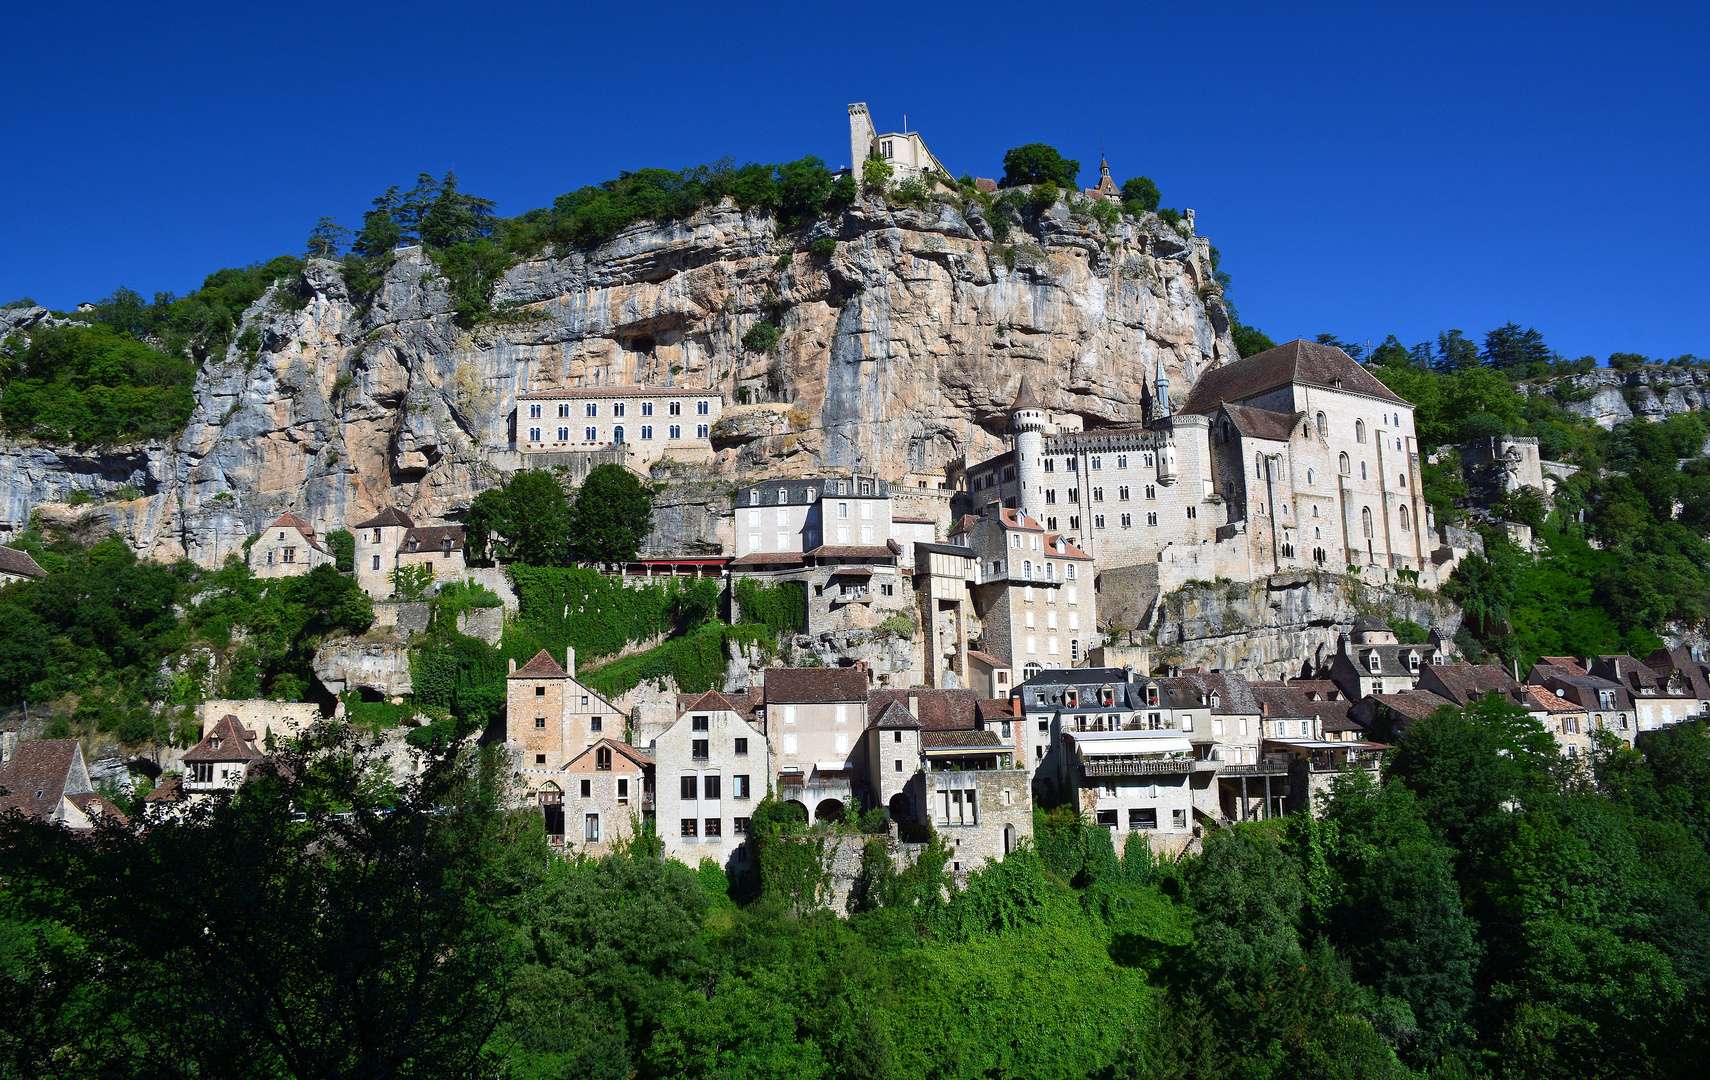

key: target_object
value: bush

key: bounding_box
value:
[808,237,837,257]
[734,578,806,638]
[1026,181,1059,213]
[1120,175,1161,213]
[1157,207,1182,226]
[999,144,1080,189]
[861,157,893,196]
[1,324,196,444]
[742,320,782,354]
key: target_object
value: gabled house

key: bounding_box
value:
[1414,663,1523,708]
[506,649,626,801]
[1589,654,1702,731]
[182,715,264,796]
[652,691,768,871]
[0,546,47,584]
[250,512,334,579]
[761,667,869,821]
[547,738,653,854]
[1326,616,1445,699]
[1528,669,1635,740]
[0,739,127,829]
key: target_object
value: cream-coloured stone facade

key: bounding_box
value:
[517,385,720,468]
[649,692,770,872]
[249,512,334,578]
[545,738,652,855]
[848,103,950,190]
[505,648,627,800]
[952,507,1096,675]
[733,475,893,558]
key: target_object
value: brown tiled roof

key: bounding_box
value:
[510,650,569,679]
[996,508,1044,532]
[0,740,81,816]
[1592,655,1664,693]
[730,552,809,567]
[65,791,130,827]
[922,729,1005,749]
[1288,680,1344,700]
[1221,403,1305,442]
[976,698,1019,723]
[1373,690,1456,720]
[1181,339,1406,414]
[144,774,185,804]
[516,385,709,400]
[183,716,263,764]
[892,515,935,524]
[1422,663,1522,705]
[352,507,415,530]
[966,650,1008,668]
[0,547,47,579]
[265,512,326,552]
[1163,672,1262,715]
[399,525,465,553]
[805,545,896,560]
[1538,655,1587,673]
[568,738,653,770]
[679,690,740,715]
[1519,685,1580,713]
[1010,376,1044,411]
[872,700,921,729]
[763,667,868,703]
[1040,533,1094,561]
[866,688,979,730]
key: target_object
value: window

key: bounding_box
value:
[697,424,708,438]
[617,778,629,801]
[666,424,679,439]
[1307,468,1314,485]
[580,778,592,798]
[1316,411,1328,437]
[1356,419,1366,443]
[641,401,653,416]
[692,739,709,758]
[1095,514,1105,528]
[1255,454,1264,478]
[1360,460,1368,480]
[534,754,546,765]
[1093,487,1104,501]
[1172,809,1187,829]
[1399,472,1408,489]
[556,427,569,441]
[595,746,612,769]
[1399,505,1410,531]
[529,404,542,419]
[613,403,625,417]
[1187,505,1197,519]
[1091,456,1101,470]
[1045,489,1056,504]
[697,400,709,415]
[1147,512,1158,526]
[1339,452,1351,475]
[1119,485,1130,500]
[192,762,214,783]
[680,818,697,837]
[614,425,624,442]
[585,403,597,417]
[282,547,296,563]
[535,686,546,697]
[585,426,596,440]
[1043,458,1054,473]
[733,774,750,799]
[1130,808,1157,830]
[1117,454,1128,469]
[1120,513,1132,528]
[641,425,653,439]
[680,775,698,799]
[692,714,709,731]
[528,427,540,441]
[734,816,752,835]
[1145,484,1155,499]
[704,817,721,837]
[585,814,600,841]
[703,775,721,799]
[734,737,749,755]
[1097,809,1119,829]
[1362,506,1374,538]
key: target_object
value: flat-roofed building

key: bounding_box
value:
[516,385,721,468]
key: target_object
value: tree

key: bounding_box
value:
[1433,329,1481,373]
[998,144,1079,189]
[1315,333,1366,361]
[1368,334,1414,368]
[1483,322,1554,373]
[1232,319,1276,358]
[305,217,351,259]
[324,528,355,572]
[418,172,497,250]
[500,470,573,567]
[1120,176,1160,214]
[570,465,655,566]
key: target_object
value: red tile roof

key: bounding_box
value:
[871,700,921,729]
[265,512,326,552]
[183,716,263,764]
[567,738,653,771]
[678,690,740,715]
[516,385,710,400]
[966,650,1009,668]
[729,552,809,567]
[922,729,1005,750]
[0,740,84,817]
[866,688,979,730]
[510,650,569,679]
[1181,339,1407,414]
[763,667,868,703]
[1420,663,1522,706]
[1010,376,1044,411]
[805,545,897,560]
[976,698,1019,723]
[1519,685,1580,713]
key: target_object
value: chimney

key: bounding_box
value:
[908,692,920,718]
[566,647,576,678]
[1012,696,1022,717]
[508,657,516,674]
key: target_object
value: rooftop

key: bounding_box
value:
[352,506,415,530]
[763,666,869,704]
[1181,339,1407,414]
[0,546,46,579]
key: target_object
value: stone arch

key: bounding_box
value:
[888,792,911,823]
[814,798,845,824]
[784,799,810,823]
[1003,823,1018,855]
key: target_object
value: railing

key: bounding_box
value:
[1080,756,1194,777]
[1218,762,1290,776]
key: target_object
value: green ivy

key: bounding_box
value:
[734,578,805,638]
[580,622,770,699]
[508,566,719,662]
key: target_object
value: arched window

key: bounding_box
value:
[1360,461,1368,480]
[613,425,624,443]
[1023,560,1033,579]
[1361,506,1374,538]
[1024,663,1043,679]
[1399,472,1408,489]
[1221,421,1231,443]
[1339,452,1351,475]
[1355,419,1366,443]
[1316,412,1328,438]
[1307,468,1315,485]
[1399,505,1410,531]
[1255,454,1263,478]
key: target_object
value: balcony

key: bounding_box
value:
[1218,761,1290,777]
[1080,756,1195,777]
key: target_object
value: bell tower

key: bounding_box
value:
[1008,377,1048,519]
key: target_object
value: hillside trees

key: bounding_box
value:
[0,323,196,443]
[999,144,1080,189]
[569,464,654,567]
[465,470,573,567]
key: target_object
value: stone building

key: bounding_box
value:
[1326,616,1448,700]
[249,512,334,578]
[761,667,870,822]
[1588,654,1703,731]
[733,475,894,557]
[952,506,1096,675]
[650,690,770,872]
[198,700,322,746]
[1518,685,1593,760]
[505,649,627,802]
[0,546,46,584]
[353,507,415,598]
[542,737,653,854]
[0,738,126,829]
[394,524,468,587]
[1065,729,1202,857]
[516,385,721,468]
[182,715,264,797]
[847,102,950,191]
[951,341,1436,606]
[913,541,978,690]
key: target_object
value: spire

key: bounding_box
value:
[1100,155,1111,182]
[1154,357,1171,418]
[1140,372,1153,424]
[1010,376,1043,412]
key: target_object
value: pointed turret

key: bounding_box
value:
[1154,357,1171,419]
[1010,376,1044,412]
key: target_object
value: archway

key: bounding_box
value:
[1003,823,1017,855]
[784,800,810,824]
[888,792,911,824]
[814,798,845,825]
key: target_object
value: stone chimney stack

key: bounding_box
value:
[508,657,516,674]
[566,647,577,678]
[908,692,920,718]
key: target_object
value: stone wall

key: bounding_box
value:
[198,699,325,743]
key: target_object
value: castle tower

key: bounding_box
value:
[848,103,877,192]
[1008,377,1048,518]
[1154,357,1171,419]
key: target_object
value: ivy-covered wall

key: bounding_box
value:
[734,578,806,639]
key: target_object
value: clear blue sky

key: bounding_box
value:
[4,0,1705,361]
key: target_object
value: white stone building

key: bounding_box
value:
[249,512,334,578]
[848,102,950,190]
[516,385,721,468]
[950,506,1096,675]
[649,690,770,872]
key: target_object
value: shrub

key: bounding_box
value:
[0,324,197,445]
[1120,175,1161,213]
[808,237,837,257]
[742,320,782,354]
[1027,181,1059,213]
[861,157,893,195]
[1157,207,1182,226]
[892,178,929,206]
[734,578,806,638]
[999,144,1080,189]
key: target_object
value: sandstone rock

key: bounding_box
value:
[1564,386,1634,429]
[313,636,414,698]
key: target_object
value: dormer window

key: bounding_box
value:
[1146,686,1160,707]
[1366,651,1381,673]
[1100,685,1116,707]
[861,481,873,495]
[1064,689,1078,707]
[778,488,788,504]
[210,737,221,749]
[751,489,760,505]
[1408,651,1420,672]
[1210,692,1220,708]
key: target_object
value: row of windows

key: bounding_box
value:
[1023,635,1079,659]
[1042,453,1151,472]
[527,400,709,419]
[526,424,706,442]
[680,817,751,838]
[1095,808,1189,830]
[748,480,875,506]
[678,774,752,800]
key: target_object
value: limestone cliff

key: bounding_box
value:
[3,192,1236,564]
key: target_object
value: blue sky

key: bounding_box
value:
[3,0,1705,361]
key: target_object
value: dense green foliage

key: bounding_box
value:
[0,323,195,444]
[10,693,1706,1079]
[465,469,574,567]
[0,533,370,740]
[87,256,307,364]
[734,577,807,638]
[998,143,1080,188]
[580,622,771,699]
[570,464,654,566]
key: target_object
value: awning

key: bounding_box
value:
[814,761,855,773]
[831,567,872,578]
[1069,733,1194,756]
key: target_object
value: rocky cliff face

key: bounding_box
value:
[1151,572,1463,680]
[1552,368,1710,429]
[3,193,1235,564]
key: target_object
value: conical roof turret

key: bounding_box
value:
[1010,376,1044,412]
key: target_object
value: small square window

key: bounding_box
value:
[579,778,591,798]
[704,818,722,837]
[534,754,546,765]
[734,737,749,755]
[534,717,545,729]
[535,686,545,697]
[590,716,602,732]
[680,818,698,837]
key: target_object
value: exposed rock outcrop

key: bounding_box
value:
[313,636,414,699]
[2,196,1235,562]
